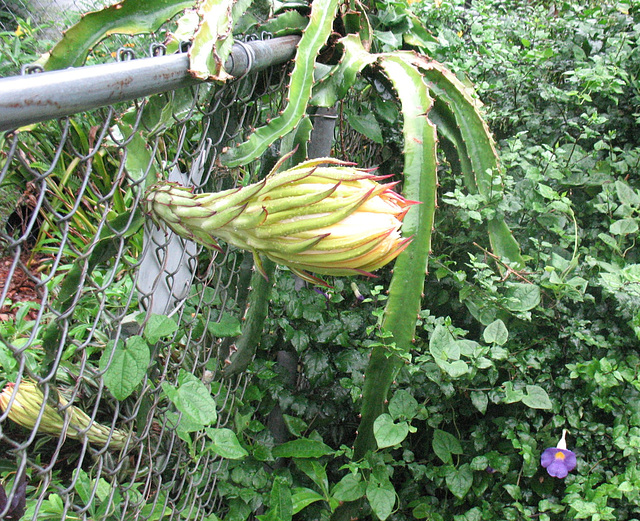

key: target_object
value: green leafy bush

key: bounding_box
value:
[232,1,640,519]
[3,0,640,520]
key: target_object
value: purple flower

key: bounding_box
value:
[313,287,330,300]
[541,430,576,479]
[350,282,365,302]
[541,448,577,478]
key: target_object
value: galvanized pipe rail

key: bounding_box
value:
[0,35,300,133]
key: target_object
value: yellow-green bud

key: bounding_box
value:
[0,382,128,450]
[144,158,416,285]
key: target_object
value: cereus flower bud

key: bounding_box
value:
[144,157,416,285]
[0,382,128,450]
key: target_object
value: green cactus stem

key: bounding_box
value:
[353,53,438,459]
[220,0,340,167]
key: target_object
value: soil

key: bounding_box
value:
[0,252,44,322]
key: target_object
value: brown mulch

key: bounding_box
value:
[0,252,44,322]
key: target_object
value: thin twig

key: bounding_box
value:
[473,242,534,284]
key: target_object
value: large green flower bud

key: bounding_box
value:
[0,382,128,449]
[144,158,416,285]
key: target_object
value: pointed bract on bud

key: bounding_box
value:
[0,382,128,450]
[144,157,417,285]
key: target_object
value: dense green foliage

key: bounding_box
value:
[2,0,640,520]
[0,19,45,76]
[238,1,640,519]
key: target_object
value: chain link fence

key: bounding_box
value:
[0,24,301,519]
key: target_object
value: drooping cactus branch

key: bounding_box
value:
[353,53,438,458]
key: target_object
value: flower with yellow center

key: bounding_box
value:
[540,429,577,478]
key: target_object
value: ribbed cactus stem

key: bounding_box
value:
[353,54,438,459]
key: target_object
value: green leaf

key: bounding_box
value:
[430,325,459,360]
[503,283,541,312]
[295,459,328,495]
[0,342,17,375]
[470,391,488,414]
[440,359,469,378]
[504,484,521,500]
[522,385,552,410]
[331,473,366,502]
[291,488,325,515]
[610,218,639,235]
[72,469,93,509]
[272,438,333,458]
[366,476,396,521]
[373,96,399,124]
[100,336,150,400]
[262,476,292,521]
[491,346,509,360]
[445,464,473,499]
[616,180,640,207]
[290,329,310,352]
[432,429,463,465]
[206,428,248,459]
[208,313,242,337]
[568,499,599,518]
[260,10,308,37]
[165,410,205,438]
[346,111,384,144]
[388,389,419,420]
[487,218,526,271]
[413,502,442,520]
[144,314,178,344]
[374,29,402,49]
[537,183,557,200]
[45,0,196,70]
[503,381,524,403]
[117,126,158,183]
[483,319,508,345]
[162,370,217,426]
[463,294,499,326]
[373,413,410,448]
[283,414,308,437]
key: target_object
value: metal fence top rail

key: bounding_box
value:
[0,34,300,133]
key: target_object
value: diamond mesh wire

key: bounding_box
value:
[0,37,289,520]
